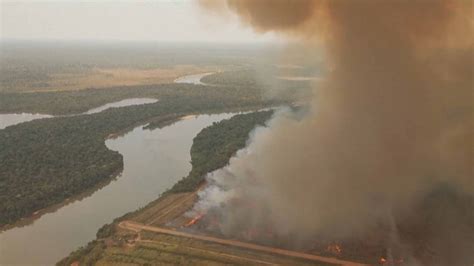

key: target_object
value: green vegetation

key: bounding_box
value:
[57,110,275,266]
[202,69,313,103]
[202,69,260,87]
[202,69,313,89]
[57,240,106,266]
[0,83,286,227]
[59,234,328,266]
[0,83,264,115]
[170,110,273,193]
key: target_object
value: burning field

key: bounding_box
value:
[64,1,472,265]
[179,1,474,265]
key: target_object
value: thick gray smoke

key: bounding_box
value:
[193,1,473,265]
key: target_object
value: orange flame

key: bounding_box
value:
[185,213,204,227]
[326,244,342,255]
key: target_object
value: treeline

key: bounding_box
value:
[169,110,273,193]
[202,69,315,88]
[0,83,268,115]
[57,110,274,266]
[202,69,260,87]
[0,69,311,115]
[0,83,284,227]
[201,69,313,101]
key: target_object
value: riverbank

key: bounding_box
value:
[57,110,275,266]
[0,112,184,233]
[0,79,285,226]
[0,168,123,233]
[1,112,246,265]
[173,72,216,85]
[0,98,158,130]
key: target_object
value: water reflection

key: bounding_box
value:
[174,72,214,85]
[0,113,53,129]
[0,98,158,129]
[0,113,235,265]
[84,98,158,114]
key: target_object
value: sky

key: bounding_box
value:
[0,0,279,43]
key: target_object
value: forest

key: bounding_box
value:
[57,110,274,266]
[0,83,263,115]
[202,69,314,89]
[0,83,285,227]
[169,110,273,193]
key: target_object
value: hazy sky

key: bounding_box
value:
[1,0,278,43]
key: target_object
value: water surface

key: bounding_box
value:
[174,72,214,85]
[0,113,53,129]
[0,113,235,265]
[84,98,158,114]
[0,98,158,129]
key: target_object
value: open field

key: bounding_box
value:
[132,191,199,227]
[95,225,334,266]
[16,65,218,92]
[116,221,364,266]
[59,170,364,266]
[0,41,277,93]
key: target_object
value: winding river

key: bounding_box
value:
[0,75,217,129]
[84,98,158,115]
[0,98,158,130]
[0,113,236,265]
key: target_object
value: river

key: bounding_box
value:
[173,72,214,85]
[0,98,158,130]
[0,113,53,130]
[84,98,158,114]
[0,78,216,129]
[0,113,236,265]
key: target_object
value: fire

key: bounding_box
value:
[185,213,204,227]
[326,243,342,256]
[379,256,405,265]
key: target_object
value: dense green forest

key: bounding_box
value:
[0,83,270,115]
[170,110,273,193]
[57,110,274,266]
[0,83,283,227]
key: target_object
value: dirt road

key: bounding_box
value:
[119,221,367,266]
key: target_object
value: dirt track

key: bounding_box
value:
[119,221,367,266]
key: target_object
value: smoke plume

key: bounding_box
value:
[194,1,473,264]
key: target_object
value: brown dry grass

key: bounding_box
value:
[17,65,217,92]
[131,192,198,227]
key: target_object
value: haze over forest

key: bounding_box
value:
[0,1,472,266]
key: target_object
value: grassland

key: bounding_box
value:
[0,41,273,93]
[20,65,216,92]
[65,230,332,266]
